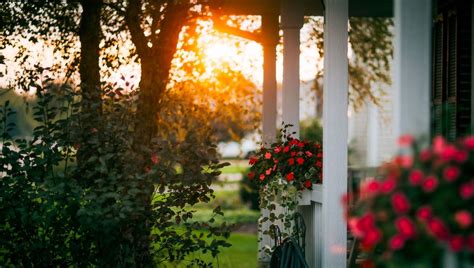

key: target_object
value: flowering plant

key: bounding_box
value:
[345,135,474,267]
[248,125,323,190]
[248,124,322,256]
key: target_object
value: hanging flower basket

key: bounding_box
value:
[248,125,322,254]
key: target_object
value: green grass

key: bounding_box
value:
[219,165,248,174]
[163,232,258,268]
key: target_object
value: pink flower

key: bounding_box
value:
[433,136,447,154]
[427,217,450,240]
[454,210,472,229]
[449,235,464,252]
[286,172,294,181]
[361,180,380,196]
[395,216,416,238]
[305,151,313,157]
[265,152,272,159]
[460,182,474,199]
[296,157,305,165]
[409,169,424,185]
[440,145,458,161]
[394,155,413,168]
[443,166,460,182]
[389,234,406,250]
[349,218,364,238]
[422,176,438,192]
[380,179,396,194]
[259,174,265,181]
[463,136,474,150]
[274,146,282,153]
[391,192,410,214]
[398,134,414,147]
[416,206,432,221]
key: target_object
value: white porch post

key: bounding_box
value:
[262,14,279,144]
[322,0,348,268]
[281,0,303,136]
[393,0,432,138]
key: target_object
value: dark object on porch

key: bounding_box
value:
[269,213,309,268]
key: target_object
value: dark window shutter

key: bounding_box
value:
[432,16,444,137]
[445,12,457,141]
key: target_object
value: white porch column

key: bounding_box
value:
[393,0,432,139]
[281,0,303,136]
[322,0,348,267]
[262,14,279,143]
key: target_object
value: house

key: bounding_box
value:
[216,0,472,267]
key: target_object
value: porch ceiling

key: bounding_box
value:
[216,0,393,17]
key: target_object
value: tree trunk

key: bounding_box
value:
[77,0,102,169]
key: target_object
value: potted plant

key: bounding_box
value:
[248,125,323,254]
[345,135,474,267]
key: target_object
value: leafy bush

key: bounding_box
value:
[0,81,230,266]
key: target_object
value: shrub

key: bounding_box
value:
[345,135,474,267]
[0,81,230,266]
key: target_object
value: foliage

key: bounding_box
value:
[308,17,393,111]
[345,135,474,267]
[0,80,230,266]
[240,171,261,211]
[247,125,322,256]
[300,118,323,144]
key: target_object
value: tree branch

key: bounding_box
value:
[125,0,149,59]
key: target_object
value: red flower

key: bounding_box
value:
[443,166,460,182]
[315,161,322,168]
[358,213,376,231]
[286,172,295,182]
[290,151,297,157]
[454,150,468,163]
[289,139,298,146]
[467,235,474,251]
[249,157,258,165]
[259,174,265,181]
[274,146,282,153]
[389,234,405,250]
[395,216,416,238]
[398,134,414,147]
[422,175,438,192]
[419,149,432,162]
[288,158,295,166]
[416,206,432,221]
[296,157,305,165]
[454,210,472,229]
[391,192,410,214]
[283,146,290,153]
[305,151,313,157]
[151,153,159,165]
[361,228,382,249]
[265,152,272,159]
[440,145,458,161]
[449,235,464,252]
[248,172,255,180]
[427,217,450,240]
[409,169,424,185]
[349,217,364,238]
[297,141,305,148]
[433,136,447,154]
[463,136,474,150]
[304,180,312,189]
[380,179,396,193]
[394,155,413,168]
[460,182,474,199]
